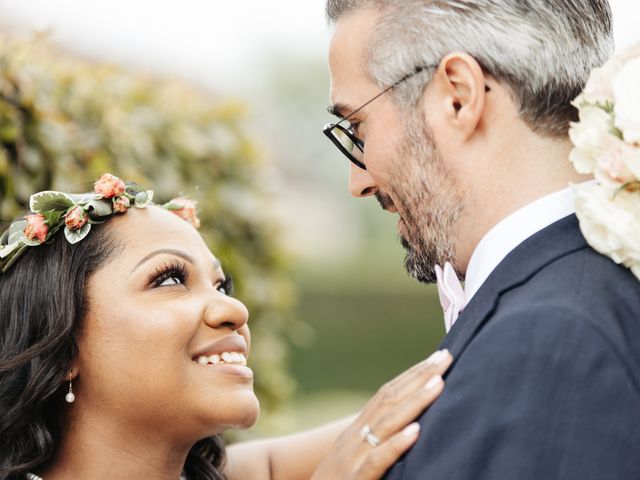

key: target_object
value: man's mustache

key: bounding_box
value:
[375,191,395,211]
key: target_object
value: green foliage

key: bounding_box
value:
[0,34,298,419]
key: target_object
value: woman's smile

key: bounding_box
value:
[192,333,254,379]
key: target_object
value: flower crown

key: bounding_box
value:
[0,173,200,273]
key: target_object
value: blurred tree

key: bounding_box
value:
[0,33,298,427]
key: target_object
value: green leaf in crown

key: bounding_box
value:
[64,223,92,244]
[29,191,75,213]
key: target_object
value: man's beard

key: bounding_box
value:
[379,114,463,284]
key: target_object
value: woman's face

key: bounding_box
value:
[74,206,259,442]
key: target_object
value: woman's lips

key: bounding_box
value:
[200,363,254,380]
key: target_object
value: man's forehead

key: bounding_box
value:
[328,8,381,115]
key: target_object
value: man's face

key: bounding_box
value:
[328,9,464,283]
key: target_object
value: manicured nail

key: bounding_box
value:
[425,375,443,390]
[402,422,420,437]
[426,349,449,366]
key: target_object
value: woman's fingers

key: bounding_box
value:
[310,350,453,480]
[367,374,444,441]
[360,349,452,419]
[356,423,422,479]
[392,349,451,385]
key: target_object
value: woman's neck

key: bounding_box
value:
[38,412,190,480]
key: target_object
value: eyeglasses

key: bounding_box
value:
[323,64,437,170]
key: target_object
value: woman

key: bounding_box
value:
[0,174,451,479]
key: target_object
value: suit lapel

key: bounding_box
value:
[440,214,588,358]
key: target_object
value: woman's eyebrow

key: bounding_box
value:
[129,248,196,275]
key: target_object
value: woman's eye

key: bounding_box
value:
[216,277,233,296]
[149,262,188,288]
[158,275,184,287]
[348,122,361,137]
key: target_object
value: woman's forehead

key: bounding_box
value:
[106,205,221,270]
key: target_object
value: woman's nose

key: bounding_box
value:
[203,295,249,331]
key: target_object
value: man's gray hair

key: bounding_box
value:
[326,0,614,137]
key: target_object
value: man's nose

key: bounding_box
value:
[348,162,378,197]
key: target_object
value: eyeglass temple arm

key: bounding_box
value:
[332,63,489,127]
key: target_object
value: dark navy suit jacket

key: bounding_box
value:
[384,215,640,479]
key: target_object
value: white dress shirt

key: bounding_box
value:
[464,186,580,304]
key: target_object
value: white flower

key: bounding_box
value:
[613,57,640,144]
[618,43,640,65]
[569,105,617,174]
[580,63,617,106]
[593,136,640,191]
[574,184,640,280]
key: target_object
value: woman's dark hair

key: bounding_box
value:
[0,220,226,479]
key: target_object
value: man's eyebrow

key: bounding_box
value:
[327,103,350,119]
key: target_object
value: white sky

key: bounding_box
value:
[0,0,637,93]
[0,0,331,92]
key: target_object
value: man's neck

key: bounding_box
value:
[455,133,592,274]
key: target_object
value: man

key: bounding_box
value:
[323,1,640,478]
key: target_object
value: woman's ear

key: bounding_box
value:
[67,363,80,381]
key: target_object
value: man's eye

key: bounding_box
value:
[348,122,361,137]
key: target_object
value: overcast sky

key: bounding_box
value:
[0,0,638,93]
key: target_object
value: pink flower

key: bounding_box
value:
[113,196,131,213]
[64,206,88,230]
[24,214,48,243]
[169,197,201,228]
[94,173,126,198]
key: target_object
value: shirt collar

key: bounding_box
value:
[464,185,581,303]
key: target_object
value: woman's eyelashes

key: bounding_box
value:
[147,259,233,296]
[149,260,189,288]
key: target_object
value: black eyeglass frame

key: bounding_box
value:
[323,63,491,170]
[323,64,437,170]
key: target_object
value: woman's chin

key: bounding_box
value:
[199,393,260,435]
[228,394,261,430]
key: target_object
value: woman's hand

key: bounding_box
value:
[311,349,452,480]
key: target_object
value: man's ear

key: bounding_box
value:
[422,52,489,140]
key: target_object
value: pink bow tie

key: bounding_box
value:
[435,262,466,333]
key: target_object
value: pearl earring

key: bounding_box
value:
[65,372,75,403]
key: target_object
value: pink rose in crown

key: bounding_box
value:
[64,206,88,230]
[113,196,131,213]
[24,214,48,243]
[94,173,126,198]
[169,197,201,228]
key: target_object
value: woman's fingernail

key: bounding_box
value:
[402,422,421,437]
[425,375,443,390]
[426,349,449,366]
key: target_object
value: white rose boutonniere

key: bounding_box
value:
[570,44,640,280]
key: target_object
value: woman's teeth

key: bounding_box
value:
[195,352,247,366]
